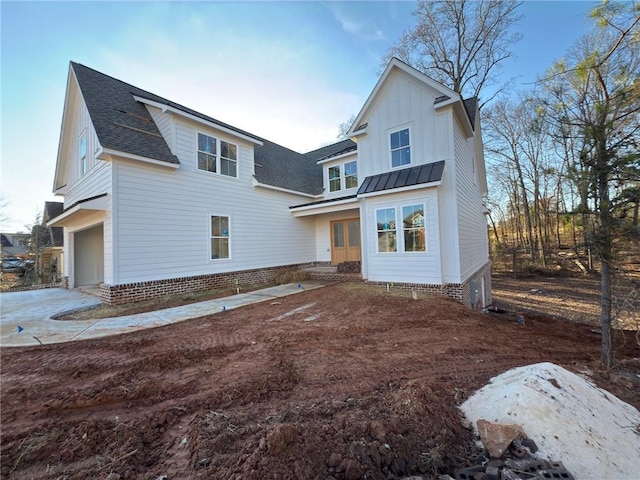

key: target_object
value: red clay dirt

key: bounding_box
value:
[1,282,639,480]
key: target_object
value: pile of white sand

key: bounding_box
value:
[460,362,640,480]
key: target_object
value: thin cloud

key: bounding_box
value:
[328,4,387,41]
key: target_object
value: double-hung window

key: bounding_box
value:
[376,208,397,253]
[344,161,358,189]
[328,160,358,192]
[390,128,411,168]
[198,133,217,173]
[402,204,426,252]
[376,203,426,253]
[329,166,341,192]
[211,215,230,259]
[198,133,238,178]
[220,141,237,177]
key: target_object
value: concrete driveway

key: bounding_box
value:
[0,282,326,347]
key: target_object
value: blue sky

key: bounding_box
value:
[1,0,596,233]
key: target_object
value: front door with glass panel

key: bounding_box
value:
[330,219,361,265]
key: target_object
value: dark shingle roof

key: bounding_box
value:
[1,234,12,247]
[44,201,64,222]
[72,63,180,165]
[357,161,445,196]
[71,62,359,196]
[254,140,323,195]
[463,98,477,127]
[254,139,357,196]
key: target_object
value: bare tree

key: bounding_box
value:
[0,194,10,229]
[337,113,357,140]
[538,2,640,367]
[383,0,523,107]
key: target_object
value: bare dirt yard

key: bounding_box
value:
[2,281,639,480]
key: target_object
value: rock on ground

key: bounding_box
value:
[460,362,640,480]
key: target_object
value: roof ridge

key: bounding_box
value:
[304,138,355,155]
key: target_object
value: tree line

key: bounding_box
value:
[380,0,639,367]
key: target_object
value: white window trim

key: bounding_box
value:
[197,131,239,179]
[374,202,428,255]
[326,159,358,193]
[375,207,398,254]
[328,164,341,193]
[388,125,412,170]
[209,213,232,261]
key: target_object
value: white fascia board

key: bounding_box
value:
[46,195,108,227]
[347,57,460,137]
[98,147,180,169]
[252,178,321,199]
[133,96,263,146]
[53,65,77,193]
[290,198,359,217]
[316,151,357,165]
[357,180,441,199]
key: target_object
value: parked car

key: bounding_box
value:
[2,257,22,273]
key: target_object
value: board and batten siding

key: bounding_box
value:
[356,70,445,180]
[361,189,441,284]
[113,118,316,284]
[453,120,489,282]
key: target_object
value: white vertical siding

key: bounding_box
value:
[356,71,445,180]
[360,189,441,284]
[113,118,317,284]
[434,110,461,283]
[454,121,489,281]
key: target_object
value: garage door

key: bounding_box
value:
[74,224,104,286]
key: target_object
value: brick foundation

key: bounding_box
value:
[367,261,492,309]
[97,263,321,305]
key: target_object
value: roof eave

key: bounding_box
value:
[252,177,321,198]
[97,147,180,169]
[134,95,264,146]
[357,180,442,199]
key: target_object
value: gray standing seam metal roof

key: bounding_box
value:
[356,161,445,196]
[71,62,357,196]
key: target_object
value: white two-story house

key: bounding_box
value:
[48,58,491,308]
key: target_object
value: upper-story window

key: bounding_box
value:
[79,131,87,176]
[329,166,341,192]
[390,128,411,168]
[344,161,358,188]
[198,133,238,178]
[328,160,358,193]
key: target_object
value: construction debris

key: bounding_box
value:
[460,362,640,480]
